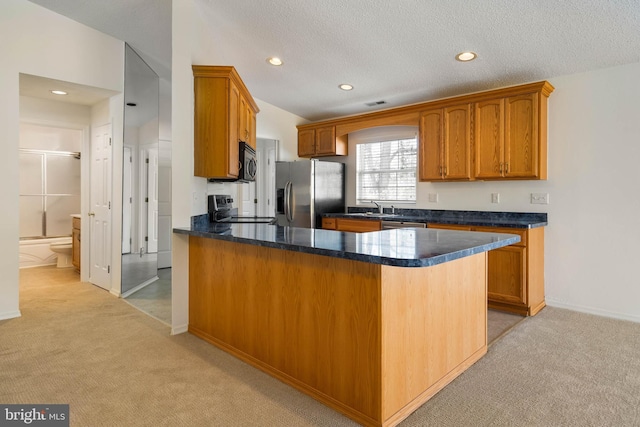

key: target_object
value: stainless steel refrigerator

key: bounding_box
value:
[276,160,345,228]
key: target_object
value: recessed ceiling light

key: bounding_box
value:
[455,51,477,62]
[267,57,283,66]
[339,84,354,91]
[50,90,67,95]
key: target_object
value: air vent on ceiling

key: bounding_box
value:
[365,100,387,107]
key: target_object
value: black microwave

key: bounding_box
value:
[239,141,257,182]
[207,141,257,183]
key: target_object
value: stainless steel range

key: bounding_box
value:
[208,195,276,224]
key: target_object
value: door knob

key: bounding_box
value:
[88,212,95,216]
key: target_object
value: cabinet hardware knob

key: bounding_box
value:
[505,163,509,174]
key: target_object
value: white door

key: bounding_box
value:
[265,144,277,217]
[256,138,278,217]
[122,146,132,254]
[89,124,112,290]
[146,148,159,253]
[241,181,256,216]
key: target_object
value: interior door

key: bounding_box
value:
[89,124,112,290]
[241,181,256,216]
[146,147,158,253]
[122,146,132,253]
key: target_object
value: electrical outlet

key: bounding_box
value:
[530,193,549,204]
[491,193,500,204]
[428,193,438,203]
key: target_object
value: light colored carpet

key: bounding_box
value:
[2,266,639,426]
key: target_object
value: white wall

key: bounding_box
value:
[341,62,640,322]
[0,0,124,320]
[171,0,307,334]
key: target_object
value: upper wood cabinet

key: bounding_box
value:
[419,104,472,181]
[295,81,552,179]
[239,93,257,148]
[192,65,259,178]
[475,92,544,179]
[297,125,348,158]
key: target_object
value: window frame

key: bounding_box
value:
[355,134,418,205]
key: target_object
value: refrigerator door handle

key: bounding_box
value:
[288,182,295,222]
[285,181,294,223]
[284,181,290,223]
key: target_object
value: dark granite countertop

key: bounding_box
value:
[324,208,547,229]
[174,217,519,268]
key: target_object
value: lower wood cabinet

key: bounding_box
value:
[322,217,381,232]
[72,216,80,272]
[428,223,544,316]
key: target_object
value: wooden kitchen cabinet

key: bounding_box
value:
[297,125,348,158]
[419,104,472,181]
[322,217,381,232]
[475,92,547,179]
[428,223,544,316]
[321,217,337,230]
[239,93,257,148]
[192,65,259,178]
[72,216,80,271]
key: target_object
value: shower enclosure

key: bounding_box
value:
[19,124,82,239]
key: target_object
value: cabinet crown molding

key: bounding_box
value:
[297,80,554,137]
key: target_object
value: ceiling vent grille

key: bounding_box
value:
[365,100,387,107]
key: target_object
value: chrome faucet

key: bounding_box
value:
[371,201,383,214]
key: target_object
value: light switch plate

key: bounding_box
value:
[428,193,438,203]
[530,193,549,204]
[491,193,500,203]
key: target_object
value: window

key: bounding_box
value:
[356,137,417,203]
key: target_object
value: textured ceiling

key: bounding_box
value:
[27,0,640,121]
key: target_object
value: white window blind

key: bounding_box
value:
[356,137,417,203]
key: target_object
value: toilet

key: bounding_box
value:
[50,238,73,268]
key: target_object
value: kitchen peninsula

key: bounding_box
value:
[174,220,519,427]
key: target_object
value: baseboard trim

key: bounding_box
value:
[0,310,22,321]
[171,324,188,335]
[546,298,640,324]
[109,288,121,298]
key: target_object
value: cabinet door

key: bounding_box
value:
[336,218,381,232]
[239,95,257,148]
[426,223,472,231]
[248,109,256,148]
[72,226,80,270]
[419,109,444,180]
[228,81,240,177]
[194,76,232,178]
[443,104,471,180]
[487,246,526,306]
[239,95,249,144]
[315,126,337,155]
[474,99,504,179]
[505,93,539,178]
[321,217,337,230]
[298,129,316,157]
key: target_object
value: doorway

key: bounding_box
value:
[18,73,119,291]
[254,138,279,217]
